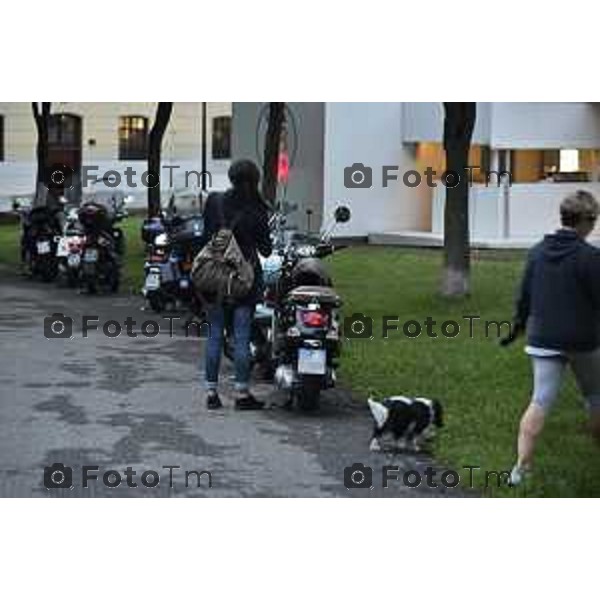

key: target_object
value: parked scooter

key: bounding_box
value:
[141,195,205,314]
[78,196,129,294]
[13,199,62,282]
[273,206,350,410]
[55,199,85,287]
[226,203,351,410]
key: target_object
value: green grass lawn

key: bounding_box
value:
[329,247,600,497]
[119,216,146,293]
[0,219,20,267]
[2,219,598,496]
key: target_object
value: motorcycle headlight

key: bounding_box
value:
[155,233,168,247]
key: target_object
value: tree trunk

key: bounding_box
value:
[441,102,477,297]
[32,102,51,208]
[147,102,173,217]
[261,102,286,206]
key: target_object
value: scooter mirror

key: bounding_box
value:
[334,206,351,223]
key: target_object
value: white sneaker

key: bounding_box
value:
[509,464,528,487]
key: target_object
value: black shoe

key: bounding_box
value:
[235,394,265,411]
[206,392,223,410]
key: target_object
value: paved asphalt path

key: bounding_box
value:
[0,271,467,497]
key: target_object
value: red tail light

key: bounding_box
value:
[300,310,328,328]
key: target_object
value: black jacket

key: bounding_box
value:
[514,229,600,351]
[202,189,272,305]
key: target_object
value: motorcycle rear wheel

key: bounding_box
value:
[148,291,166,313]
[295,375,322,412]
[38,257,59,282]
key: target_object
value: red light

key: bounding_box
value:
[300,310,328,328]
[278,150,290,183]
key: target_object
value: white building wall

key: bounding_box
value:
[402,102,600,149]
[490,102,600,149]
[432,182,600,241]
[402,102,492,145]
[0,102,232,209]
[323,102,427,237]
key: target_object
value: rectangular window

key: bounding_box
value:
[560,149,579,173]
[119,116,149,160]
[212,116,231,160]
[0,115,4,162]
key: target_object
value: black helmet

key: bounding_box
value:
[291,258,332,288]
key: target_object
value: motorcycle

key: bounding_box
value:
[141,196,205,314]
[55,199,85,287]
[13,199,62,282]
[78,195,128,294]
[226,203,351,410]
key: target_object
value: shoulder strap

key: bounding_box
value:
[217,192,244,232]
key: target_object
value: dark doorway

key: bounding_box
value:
[48,113,83,202]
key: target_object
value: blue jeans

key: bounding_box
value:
[205,303,253,393]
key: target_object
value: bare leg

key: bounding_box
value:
[515,357,565,471]
[517,402,546,469]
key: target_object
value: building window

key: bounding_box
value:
[48,113,81,148]
[212,116,231,159]
[0,115,4,162]
[119,116,148,160]
[560,149,579,173]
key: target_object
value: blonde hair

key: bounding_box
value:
[560,190,599,227]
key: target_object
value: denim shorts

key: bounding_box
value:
[531,349,600,412]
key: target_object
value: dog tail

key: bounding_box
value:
[367,397,389,429]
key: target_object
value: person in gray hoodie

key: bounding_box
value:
[508,190,600,485]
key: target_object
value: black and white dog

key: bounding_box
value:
[367,396,444,452]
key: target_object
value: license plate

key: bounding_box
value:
[56,239,68,257]
[67,254,80,267]
[145,272,160,290]
[298,348,326,375]
[84,249,98,263]
[37,241,51,255]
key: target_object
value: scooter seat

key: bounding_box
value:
[286,286,342,306]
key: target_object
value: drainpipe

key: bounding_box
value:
[494,149,511,239]
[201,102,208,194]
[503,150,511,239]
